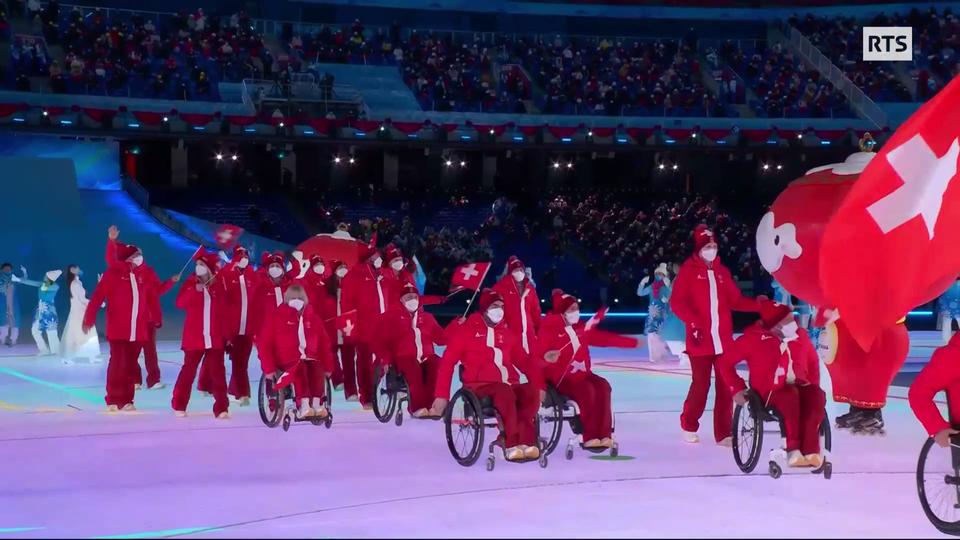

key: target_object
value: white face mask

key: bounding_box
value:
[237,258,249,269]
[336,268,348,278]
[486,307,504,324]
[700,247,718,262]
[565,311,580,325]
[70,267,80,275]
[268,266,283,278]
[313,264,325,275]
[403,298,420,312]
[390,260,404,272]
[372,257,383,269]
[781,321,799,339]
[195,265,209,277]
[512,270,525,282]
[130,255,144,267]
[288,298,305,311]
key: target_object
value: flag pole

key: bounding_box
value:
[461,264,491,318]
[178,245,203,278]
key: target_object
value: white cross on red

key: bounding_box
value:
[460,264,479,280]
[343,319,354,337]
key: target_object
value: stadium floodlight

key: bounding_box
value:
[215,153,223,160]
[445,159,453,167]
[231,154,238,161]
[762,163,770,171]
[658,163,665,170]
[460,160,467,168]
[552,162,561,169]
[776,164,783,170]
[334,156,342,164]
[672,163,678,170]
[587,131,594,137]
[349,157,355,164]
[566,162,573,169]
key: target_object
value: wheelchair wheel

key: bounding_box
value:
[324,377,333,410]
[732,400,764,473]
[917,436,960,535]
[539,387,565,457]
[820,416,832,453]
[257,374,282,428]
[444,388,485,467]
[372,364,398,424]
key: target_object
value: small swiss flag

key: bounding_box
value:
[336,310,358,339]
[449,262,491,293]
[585,306,609,332]
[214,224,244,250]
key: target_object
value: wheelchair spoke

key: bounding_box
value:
[922,443,960,525]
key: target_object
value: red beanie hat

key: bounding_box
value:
[759,299,793,329]
[507,257,525,274]
[477,288,503,311]
[260,251,272,267]
[398,283,419,300]
[692,224,716,253]
[266,252,284,267]
[193,249,220,273]
[384,243,402,263]
[551,288,578,314]
[116,242,140,261]
[358,243,379,262]
[233,246,249,260]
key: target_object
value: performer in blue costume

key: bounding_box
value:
[658,262,688,366]
[0,263,26,347]
[938,279,960,345]
[637,263,676,363]
[15,270,63,355]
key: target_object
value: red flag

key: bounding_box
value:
[821,76,960,349]
[585,306,609,332]
[449,262,491,293]
[214,224,244,249]
[336,310,358,340]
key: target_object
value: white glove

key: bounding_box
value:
[11,275,21,283]
[662,276,672,288]
[19,266,27,278]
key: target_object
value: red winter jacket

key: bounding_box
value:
[671,255,760,357]
[294,271,333,321]
[493,275,542,354]
[325,277,346,345]
[175,274,227,351]
[258,304,333,375]
[435,313,544,400]
[373,306,446,363]
[220,264,256,338]
[381,268,416,310]
[251,273,290,336]
[105,240,175,327]
[717,322,820,400]
[83,262,153,342]
[537,313,638,385]
[909,334,960,436]
[340,263,388,343]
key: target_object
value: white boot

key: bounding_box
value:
[46,330,60,356]
[505,446,525,461]
[313,397,328,418]
[148,382,166,390]
[716,437,733,448]
[121,403,136,412]
[299,398,313,418]
[787,450,807,467]
[174,410,187,418]
[682,430,700,443]
[32,323,50,355]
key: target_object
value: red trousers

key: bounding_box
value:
[766,384,826,455]
[129,326,161,387]
[227,334,254,400]
[337,343,358,399]
[680,354,732,442]
[470,382,541,448]
[355,342,375,405]
[173,349,228,415]
[106,340,140,407]
[557,373,613,441]
[394,354,440,413]
[286,360,328,402]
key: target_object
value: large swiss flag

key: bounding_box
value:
[449,262,491,293]
[820,76,960,350]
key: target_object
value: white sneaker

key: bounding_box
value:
[107,404,120,412]
[148,382,166,390]
[787,450,806,467]
[345,394,359,402]
[315,405,329,419]
[121,404,136,412]
[133,384,142,390]
[716,437,733,448]
[239,397,250,406]
[174,410,187,418]
[216,412,230,420]
[334,383,344,391]
[682,430,700,443]
[505,446,525,461]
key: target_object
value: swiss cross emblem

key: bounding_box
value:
[460,264,479,280]
[343,320,354,337]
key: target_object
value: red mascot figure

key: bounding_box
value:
[341,244,388,409]
[431,289,545,462]
[84,235,154,411]
[756,151,909,434]
[258,284,334,419]
[718,300,826,468]
[539,289,641,449]
[909,333,960,448]
[171,250,230,419]
[493,256,542,355]
[672,225,762,445]
[373,284,446,418]
[220,246,256,405]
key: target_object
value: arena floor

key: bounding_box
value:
[0,332,948,538]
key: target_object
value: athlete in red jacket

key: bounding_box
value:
[219,246,256,404]
[171,250,230,418]
[381,244,416,310]
[105,226,178,390]
[431,289,545,462]
[717,300,825,467]
[326,260,352,399]
[258,284,334,419]
[83,238,153,411]
[539,289,641,449]
[909,333,960,448]
[493,257,542,355]
[341,245,387,409]
[373,284,446,417]
[671,225,762,445]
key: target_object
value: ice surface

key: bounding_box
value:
[0,335,946,538]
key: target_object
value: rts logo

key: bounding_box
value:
[862,27,913,61]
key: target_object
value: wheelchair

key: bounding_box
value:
[731,389,832,479]
[372,362,410,426]
[916,433,960,536]
[443,385,549,471]
[257,372,333,431]
[538,385,619,460]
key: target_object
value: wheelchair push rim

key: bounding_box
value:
[258,373,282,428]
[372,364,398,423]
[444,388,484,466]
[917,436,960,535]
[539,387,565,457]
[732,401,764,473]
